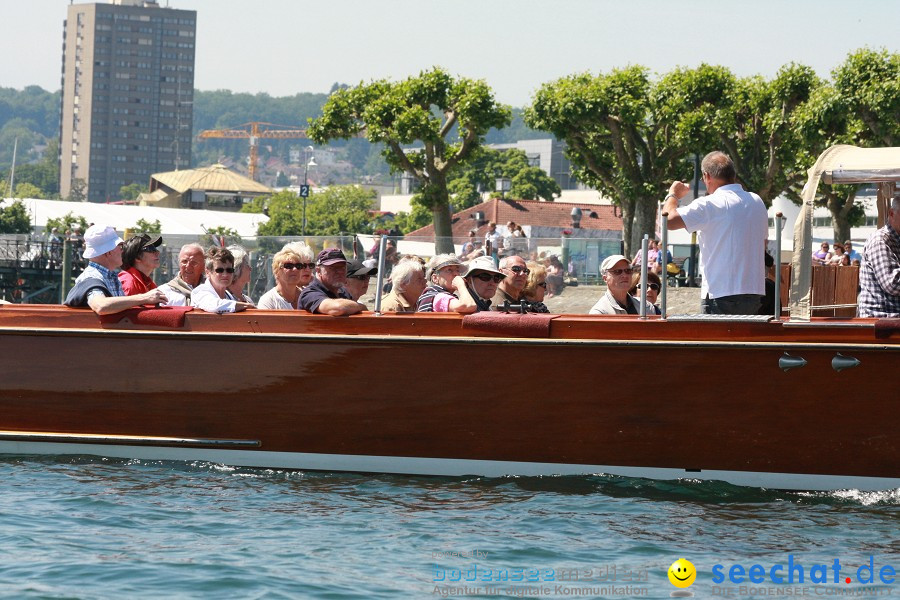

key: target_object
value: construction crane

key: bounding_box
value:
[197,122,310,181]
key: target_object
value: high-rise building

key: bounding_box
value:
[59,0,196,203]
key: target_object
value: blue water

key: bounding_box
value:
[0,456,897,599]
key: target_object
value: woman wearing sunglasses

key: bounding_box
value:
[257,248,313,310]
[522,261,550,313]
[118,233,162,296]
[190,246,251,313]
[628,271,662,315]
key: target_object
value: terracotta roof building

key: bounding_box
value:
[406,198,624,243]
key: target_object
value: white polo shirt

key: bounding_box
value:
[677,183,768,299]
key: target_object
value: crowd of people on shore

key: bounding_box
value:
[60,149,900,319]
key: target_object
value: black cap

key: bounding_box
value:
[346,259,377,277]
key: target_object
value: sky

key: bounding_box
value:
[2,0,898,107]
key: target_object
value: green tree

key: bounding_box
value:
[309,67,512,252]
[67,178,87,203]
[712,63,820,204]
[45,212,89,233]
[202,226,241,248]
[12,139,60,197]
[119,182,146,201]
[134,218,162,234]
[0,200,32,234]
[13,182,43,198]
[526,65,731,256]
[444,147,560,209]
[304,185,376,236]
[832,48,900,146]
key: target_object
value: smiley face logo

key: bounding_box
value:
[668,558,696,588]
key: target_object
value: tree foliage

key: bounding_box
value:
[309,67,511,252]
[444,147,560,210]
[45,212,89,234]
[134,218,162,234]
[0,200,32,234]
[254,186,377,237]
[119,182,146,201]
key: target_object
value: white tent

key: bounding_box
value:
[1,198,268,238]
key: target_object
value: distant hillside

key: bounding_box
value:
[1,86,551,187]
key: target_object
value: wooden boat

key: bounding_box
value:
[0,145,898,491]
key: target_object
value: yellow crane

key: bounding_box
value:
[197,122,309,181]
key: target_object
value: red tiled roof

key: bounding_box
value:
[406,198,623,240]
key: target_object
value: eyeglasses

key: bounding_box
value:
[473,273,504,283]
[638,283,661,291]
[537,282,548,288]
[348,275,369,281]
[282,262,314,270]
[213,267,235,274]
[607,268,634,276]
[141,245,159,253]
[507,265,530,275]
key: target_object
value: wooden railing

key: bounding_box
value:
[779,264,859,318]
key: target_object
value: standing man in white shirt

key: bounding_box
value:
[663,151,768,315]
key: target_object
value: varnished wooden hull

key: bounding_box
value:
[0,305,897,490]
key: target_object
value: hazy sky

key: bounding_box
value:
[2,0,898,106]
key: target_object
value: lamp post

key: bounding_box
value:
[495,176,511,198]
[302,153,316,236]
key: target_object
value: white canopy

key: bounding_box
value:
[1,198,269,238]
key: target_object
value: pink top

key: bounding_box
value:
[432,293,456,312]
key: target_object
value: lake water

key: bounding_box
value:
[0,455,897,599]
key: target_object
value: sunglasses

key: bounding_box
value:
[537,282,548,288]
[141,245,159,253]
[607,268,634,276]
[473,273,504,283]
[348,275,369,281]
[213,267,235,274]
[282,262,314,270]
[507,266,530,275]
[638,283,661,291]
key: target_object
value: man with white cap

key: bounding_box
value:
[589,254,653,315]
[63,224,167,315]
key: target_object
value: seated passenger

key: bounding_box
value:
[298,248,366,316]
[64,224,167,315]
[344,259,377,302]
[857,196,900,317]
[381,258,426,313]
[589,254,654,315]
[159,243,204,306]
[118,233,163,296]
[490,256,529,308]
[461,256,506,312]
[812,241,832,265]
[190,247,251,313]
[227,245,255,304]
[522,261,550,313]
[257,248,305,310]
[281,241,316,290]
[416,254,472,312]
[628,271,662,315]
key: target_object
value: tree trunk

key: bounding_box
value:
[826,190,857,245]
[628,197,658,260]
[619,199,635,260]
[432,202,454,254]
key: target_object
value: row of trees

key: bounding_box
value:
[309,48,898,255]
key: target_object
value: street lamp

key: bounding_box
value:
[302,153,317,236]
[495,176,511,198]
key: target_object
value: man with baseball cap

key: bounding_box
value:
[64,224,167,315]
[589,254,652,315]
[298,248,366,316]
[343,259,377,302]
